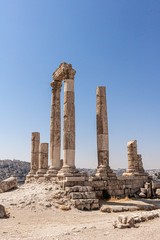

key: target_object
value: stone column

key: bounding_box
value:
[37,143,48,176]
[52,63,81,180]
[96,87,109,168]
[28,132,40,176]
[62,78,76,171]
[95,87,115,178]
[47,80,62,176]
[123,141,148,176]
[127,140,138,173]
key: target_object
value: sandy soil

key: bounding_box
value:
[0,183,160,240]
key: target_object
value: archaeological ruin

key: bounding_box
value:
[26,62,151,210]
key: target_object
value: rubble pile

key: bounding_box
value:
[113,210,160,229]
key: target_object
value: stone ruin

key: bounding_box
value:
[26,62,150,210]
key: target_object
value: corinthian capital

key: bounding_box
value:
[52,62,76,81]
[50,80,62,90]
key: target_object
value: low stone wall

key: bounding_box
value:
[66,186,100,210]
[89,175,149,198]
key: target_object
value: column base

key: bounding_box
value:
[95,165,117,179]
[45,167,60,177]
[36,168,47,177]
[27,169,37,177]
[57,166,79,177]
[57,166,87,188]
[25,170,37,182]
[25,174,38,183]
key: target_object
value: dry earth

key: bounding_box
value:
[0,183,160,240]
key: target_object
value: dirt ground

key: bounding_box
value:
[0,183,160,240]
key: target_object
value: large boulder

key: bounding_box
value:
[0,177,17,193]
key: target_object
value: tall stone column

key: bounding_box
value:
[95,87,115,178]
[47,80,62,176]
[28,132,40,176]
[51,62,80,178]
[37,143,48,176]
[96,87,109,168]
[51,63,83,183]
[62,78,75,171]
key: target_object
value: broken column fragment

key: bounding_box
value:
[36,143,48,176]
[123,140,148,176]
[0,177,17,193]
[27,132,40,176]
[128,140,138,173]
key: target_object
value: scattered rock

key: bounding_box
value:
[0,204,9,218]
[113,211,160,229]
[156,189,160,196]
[59,205,71,211]
[139,192,146,198]
[100,206,112,213]
[45,203,52,208]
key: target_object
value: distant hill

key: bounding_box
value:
[0,159,30,183]
[0,159,160,183]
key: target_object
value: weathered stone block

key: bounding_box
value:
[114,190,124,196]
[91,181,105,188]
[65,176,85,182]
[100,206,112,213]
[95,191,103,198]
[156,189,160,196]
[84,192,96,199]
[91,202,99,210]
[70,192,83,199]
[0,177,17,192]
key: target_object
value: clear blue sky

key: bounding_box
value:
[0,0,160,169]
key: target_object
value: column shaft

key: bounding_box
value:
[29,132,40,175]
[63,79,75,168]
[127,140,138,172]
[96,86,109,168]
[48,81,62,175]
[37,143,48,175]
